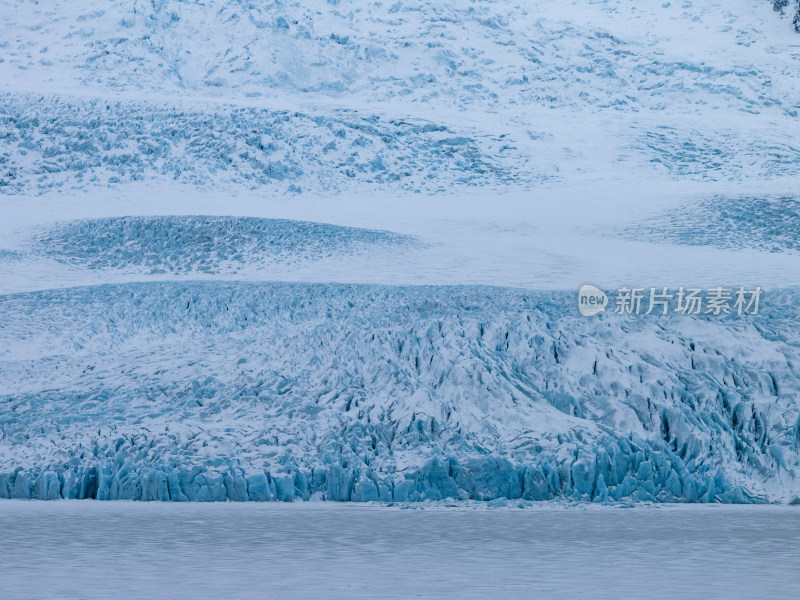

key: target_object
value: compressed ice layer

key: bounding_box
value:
[1,282,798,503]
[30,216,415,274]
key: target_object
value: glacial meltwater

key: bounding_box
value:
[0,502,797,599]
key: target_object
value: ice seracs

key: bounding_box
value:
[1,283,798,503]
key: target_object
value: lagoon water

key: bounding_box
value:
[0,502,797,599]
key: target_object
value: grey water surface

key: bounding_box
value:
[0,502,797,599]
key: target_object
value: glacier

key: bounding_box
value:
[1,282,799,503]
[1,0,800,506]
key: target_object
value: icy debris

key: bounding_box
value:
[1,282,798,503]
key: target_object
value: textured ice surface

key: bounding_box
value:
[637,126,800,180]
[3,0,798,113]
[0,94,523,195]
[614,195,800,254]
[1,282,798,503]
[2,1,800,195]
[29,216,415,274]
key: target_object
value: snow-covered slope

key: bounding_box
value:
[1,1,799,503]
[2,0,800,195]
[3,0,799,113]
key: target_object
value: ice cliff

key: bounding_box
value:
[1,282,798,503]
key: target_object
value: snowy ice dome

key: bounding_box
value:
[1,0,800,505]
